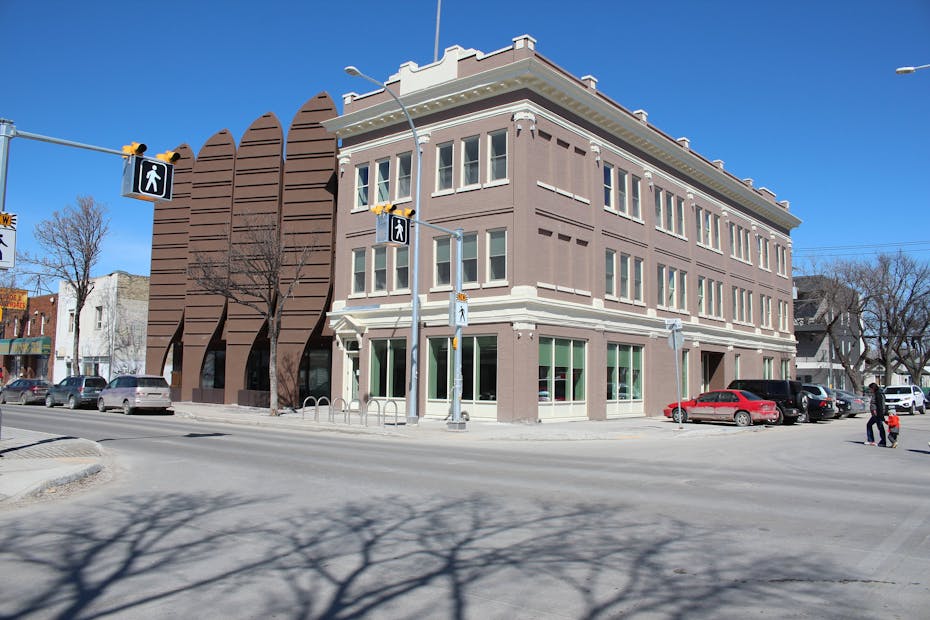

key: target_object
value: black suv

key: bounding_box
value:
[727,379,809,425]
[45,375,107,409]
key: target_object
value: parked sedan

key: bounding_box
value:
[834,389,868,417]
[97,374,172,414]
[801,384,837,422]
[663,389,779,426]
[0,378,51,405]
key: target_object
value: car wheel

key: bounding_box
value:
[773,406,785,426]
[908,404,915,416]
[20,393,28,405]
[918,405,925,415]
[97,398,107,412]
[734,411,752,427]
[671,407,687,424]
[796,410,809,424]
[122,400,133,415]
[45,394,55,408]
[68,396,78,410]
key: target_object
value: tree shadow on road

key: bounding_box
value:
[0,491,864,619]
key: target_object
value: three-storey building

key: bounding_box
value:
[323,36,800,422]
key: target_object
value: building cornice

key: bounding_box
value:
[324,54,801,231]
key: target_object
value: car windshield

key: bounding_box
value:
[739,391,763,401]
[138,377,169,388]
[884,387,911,395]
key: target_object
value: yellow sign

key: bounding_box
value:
[0,288,27,309]
[0,212,15,228]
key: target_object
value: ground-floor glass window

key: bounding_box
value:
[606,343,643,401]
[539,337,586,402]
[370,338,406,398]
[428,335,497,401]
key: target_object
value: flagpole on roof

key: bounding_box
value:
[433,0,442,62]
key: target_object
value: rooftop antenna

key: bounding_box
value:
[434,0,442,62]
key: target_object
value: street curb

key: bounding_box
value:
[17,462,104,502]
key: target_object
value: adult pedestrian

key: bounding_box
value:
[866,382,887,447]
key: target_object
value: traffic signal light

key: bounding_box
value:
[456,292,468,302]
[156,150,180,164]
[122,141,147,157]
[400,208,416,218]
[370,203,397,215]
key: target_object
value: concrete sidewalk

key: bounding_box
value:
[0,401,767,506]
[0,427,105,505]
[171,401,766,442]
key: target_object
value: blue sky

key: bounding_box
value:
[3,0,929,284]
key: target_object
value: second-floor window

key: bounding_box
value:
[373,247,387,292]
[488,229,506,281]
[352,249,366,294]
[605,249,616,296]
[95,306,103,330]
[463,233,478,284]
[435,237,451,286]
[395,247,409,290]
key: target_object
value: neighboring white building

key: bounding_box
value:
[54,271,149,380]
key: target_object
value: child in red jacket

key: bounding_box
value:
[887,413,900,448]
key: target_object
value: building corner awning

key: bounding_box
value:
[0,336,52,356]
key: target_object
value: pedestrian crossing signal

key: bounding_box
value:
[121,155,174,202]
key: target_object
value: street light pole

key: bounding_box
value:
[345,66,423,426]
[895,63,930,74]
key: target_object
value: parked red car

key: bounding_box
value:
[663,389,779,426]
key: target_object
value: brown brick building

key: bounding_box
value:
[322,36,801,422]
[1,292,56,383]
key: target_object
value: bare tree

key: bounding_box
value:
[802,252,930,389]
[188,213,315,415]
[21,196,109,374]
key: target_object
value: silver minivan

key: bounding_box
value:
[98,374,172,414]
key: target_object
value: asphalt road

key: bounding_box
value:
[1,406,929,619]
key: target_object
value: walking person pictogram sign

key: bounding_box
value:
[122,156,174,202]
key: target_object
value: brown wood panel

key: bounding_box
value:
[146,143,193,375]
[181,130,236,401]
[226,113,285,401]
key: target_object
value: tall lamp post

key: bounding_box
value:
[895,64,930,74]
[345,66,423,426]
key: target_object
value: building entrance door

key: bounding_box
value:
[701,351,725,392]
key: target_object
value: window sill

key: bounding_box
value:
[431,189,455,198]
[456,184,481,193]
[392,196,412,205]
[482,281,509,289]
[368,291,388,298]
[483,178,509,189]
[430,285,454,293]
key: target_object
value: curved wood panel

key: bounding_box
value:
[146,143,194,375]
[226,112,284,400]
[279,92,338,353]
[181,129,237,401]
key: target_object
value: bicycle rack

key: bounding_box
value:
[300,396,331,421]
[364,399,382,426]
